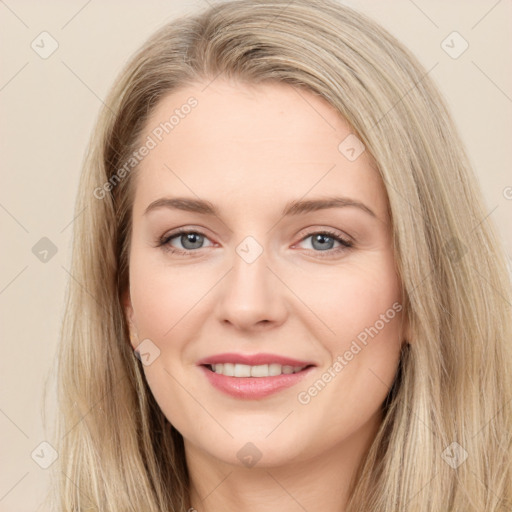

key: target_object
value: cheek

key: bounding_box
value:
[298,259,404,411]
[129,253,213,340]
[128,255,204,429]
[345,268,402,358]
[300,256,402,343]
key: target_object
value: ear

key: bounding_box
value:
[121,288,138,350]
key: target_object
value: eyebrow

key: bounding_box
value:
[144,196,376,218]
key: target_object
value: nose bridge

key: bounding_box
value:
[215,234,286,328]
[232,236,268,291]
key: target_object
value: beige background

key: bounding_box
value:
[1,0,511,510]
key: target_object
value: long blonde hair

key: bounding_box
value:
[47,0,512,510]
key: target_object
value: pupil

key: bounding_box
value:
[183,233,202,249]
[313,234,333,250]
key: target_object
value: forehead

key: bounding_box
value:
[132,79,386,218]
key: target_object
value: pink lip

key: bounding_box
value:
[196,352,315,367]
[199,365,315,399]
[196,353,317,400]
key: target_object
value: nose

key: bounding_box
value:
[214,244,288,331]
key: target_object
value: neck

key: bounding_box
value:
[185,410,381,512]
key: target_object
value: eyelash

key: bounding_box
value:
[157,228,353,259]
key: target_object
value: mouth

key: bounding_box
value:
[199,363,316,399]
[202,363,314,377]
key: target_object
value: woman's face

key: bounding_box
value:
[124,79,406,468]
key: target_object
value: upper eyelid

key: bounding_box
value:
[162,229,214,246]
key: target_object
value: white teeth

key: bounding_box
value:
[269,363,282,376]
[251,364,268,377]
[234,364,251,377]
[223,363,235,376]
[210,363,306,377]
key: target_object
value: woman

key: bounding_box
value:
[50,0,512,510]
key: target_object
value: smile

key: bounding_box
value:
[206,363,310,377]
[199,364,315,399]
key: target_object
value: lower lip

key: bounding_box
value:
[199,365,315,399]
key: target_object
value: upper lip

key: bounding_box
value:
[197,352,316,367]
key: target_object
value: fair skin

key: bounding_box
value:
[124,79,407,512]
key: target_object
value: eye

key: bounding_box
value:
[295,230,353,258]
[158,229,214,254]
[157,228,353,258]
